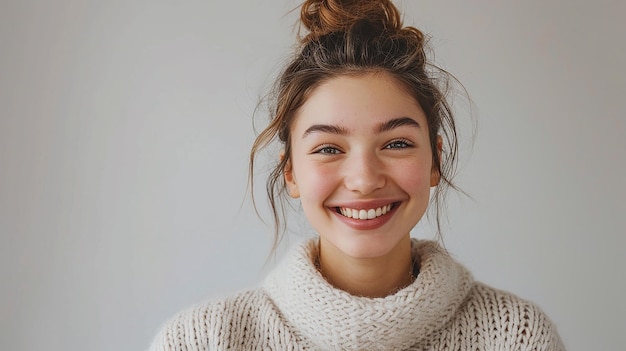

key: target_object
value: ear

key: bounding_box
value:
[282,152,300,198]
[430,135,443,187]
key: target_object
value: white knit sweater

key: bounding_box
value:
[150,239,565,350]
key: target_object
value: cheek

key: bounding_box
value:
[294,162,338,200]
[294,164,340,226]
[393,159,433,193]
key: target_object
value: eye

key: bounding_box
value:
[313,144,342,155]
[385,139,413,149]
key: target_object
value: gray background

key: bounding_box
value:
[1,0,624,350]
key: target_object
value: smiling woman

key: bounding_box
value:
[149,0,565,350]
[283,73,435,297]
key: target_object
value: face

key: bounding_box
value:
[284,72,440,260]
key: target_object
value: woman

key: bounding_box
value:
[151,0,565,349]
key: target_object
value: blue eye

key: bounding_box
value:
[385,139,412,149]
[315,145,341,154]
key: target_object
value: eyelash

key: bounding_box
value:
[385,138,413,149]
[313,144,342,155]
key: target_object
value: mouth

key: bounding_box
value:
[335,202,399,220]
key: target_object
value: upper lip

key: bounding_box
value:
[327,199,401,210]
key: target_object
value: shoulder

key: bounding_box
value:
[149,289,284,351]
[459,282,565,350]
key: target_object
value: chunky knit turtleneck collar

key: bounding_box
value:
[262,238,474,350]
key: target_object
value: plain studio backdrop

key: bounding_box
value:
[1,0,624,350]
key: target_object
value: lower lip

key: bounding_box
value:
[331,204,399,231]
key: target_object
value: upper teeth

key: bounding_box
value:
[339,204,392,220]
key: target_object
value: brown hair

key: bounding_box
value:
[249,0,461,251]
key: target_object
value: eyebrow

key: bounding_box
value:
[376,117,421,132]
[301,116,420,139]
[302,124,349,138]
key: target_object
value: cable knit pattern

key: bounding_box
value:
[150,239,565,350]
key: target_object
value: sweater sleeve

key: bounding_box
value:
[512,298,565,351]
[149,299,223,351]
[471,283,566,351]
[148,289,298,351]
[149,290,259,351]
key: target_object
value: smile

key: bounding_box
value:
[336,203,397,220]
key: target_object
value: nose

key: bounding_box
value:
[343,150,385,195]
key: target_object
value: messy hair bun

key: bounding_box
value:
[299,0,426,61]
[251,0,461,251]
[300,0,406,41]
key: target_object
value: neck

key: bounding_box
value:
[317,235,415,298]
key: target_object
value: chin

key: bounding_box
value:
[326,232,408,260]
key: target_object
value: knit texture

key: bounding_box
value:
[150,239,565,350]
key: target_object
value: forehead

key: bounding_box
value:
[292,72,426,133]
